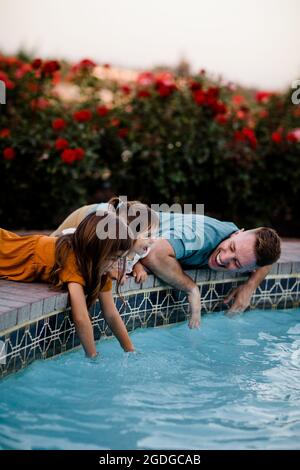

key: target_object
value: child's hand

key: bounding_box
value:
[109,267,127,285]
[133,262,148,283]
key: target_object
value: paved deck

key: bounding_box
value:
[277,240,300,262]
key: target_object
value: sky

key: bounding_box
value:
[0,0,299,90]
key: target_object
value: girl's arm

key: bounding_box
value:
[132,261,148,283]
[99,290,135,352]
[68,282,97,358]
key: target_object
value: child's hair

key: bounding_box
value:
[107,197,159,239]
[50,212,134,307]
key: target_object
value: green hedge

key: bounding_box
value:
[1,56,300,234]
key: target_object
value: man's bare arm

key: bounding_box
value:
[141,239,201,328]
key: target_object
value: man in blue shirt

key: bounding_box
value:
[141,211,281,329]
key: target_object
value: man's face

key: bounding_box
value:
[208,230,257,272]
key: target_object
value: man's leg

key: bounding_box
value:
[51,204,97,236]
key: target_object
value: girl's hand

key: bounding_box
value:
[133,262,148,283]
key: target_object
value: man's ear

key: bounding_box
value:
[230,228,244,237]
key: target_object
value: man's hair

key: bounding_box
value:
[253,227,281,266]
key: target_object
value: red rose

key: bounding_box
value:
[31,98,49,110]
[118,128,129,138]
[193,90,205,105]
[242,128,257,149]
[96,105,109,117]
[32,58,42,70]
[61,149,76,165]
[137,90,151,98]
[234,130,244,142]
[236,110,246,120]
[256,91,273,103]
[286,129,300,143]
[42,60,60,76]
[55,138,69,150]
[232,95,244,105]
[73,109,92,122]
[15,63,32,79]
[111,118,120,127]
[3,147,15,160]
[206,87,220,99]
[234,128,257,149]
[271,132,282,144]
[213,101,227,115]
[72,59,96,73]
[215,114,228,125]
[74,147,85,160]
[0,71,15,89]
[189,81,202,92]
[156,77,177,97]
[52,118,67,131]
[0,128,10,138]
[79,59,96,69]
[137,72,154,86]
[121,85,131,95]
[193,88,220,110]
[286,132,297,143]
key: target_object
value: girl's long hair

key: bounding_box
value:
[50,212,134,307]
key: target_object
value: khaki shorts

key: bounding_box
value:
[51,204,98,236]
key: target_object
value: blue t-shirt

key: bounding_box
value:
[90,203,239,268]
[158,212,239,267]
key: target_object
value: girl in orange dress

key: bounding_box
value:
[0,212,135,358]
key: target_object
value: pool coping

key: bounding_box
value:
[1,259,300,378]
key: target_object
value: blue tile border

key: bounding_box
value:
[0,269,300,378]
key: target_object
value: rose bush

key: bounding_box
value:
[0,54,299,233]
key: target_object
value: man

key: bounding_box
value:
[141,211,281,328]
[52,203,281,329]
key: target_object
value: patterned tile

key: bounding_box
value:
[0,273,299,378]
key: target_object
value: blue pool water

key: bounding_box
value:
[0,308,300,450]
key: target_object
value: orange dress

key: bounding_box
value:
[0,228,112,291]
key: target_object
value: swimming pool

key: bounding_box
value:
[0,308,299,450]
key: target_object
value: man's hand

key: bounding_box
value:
[223,283,255,314]
[189,314,201,329]
[188,286,201,329]
[224,265,272,315]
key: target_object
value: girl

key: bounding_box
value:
[51,198,159,284]
[0,212,135,358]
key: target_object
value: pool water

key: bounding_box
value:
[0,308,300,450]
